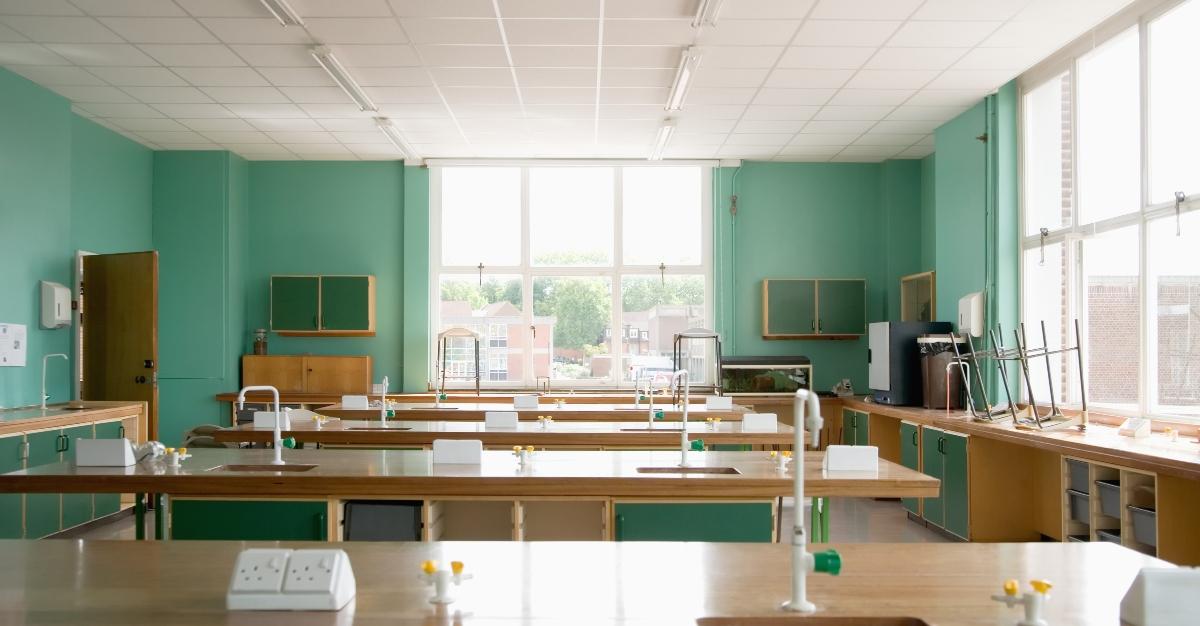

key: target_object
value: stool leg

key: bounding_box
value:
[134,493,145,541]
[154,494,166,540]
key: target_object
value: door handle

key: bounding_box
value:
[530,325,537,339]
[143,359,155,369]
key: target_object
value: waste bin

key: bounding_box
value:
[919,335,965,410]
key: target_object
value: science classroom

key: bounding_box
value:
[1,0,1198,624]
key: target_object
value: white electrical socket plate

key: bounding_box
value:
[484,411,518,429]
[741,413,778,431]
[512,395,539,409]
[228,548,356,611]
[705,396,733,410]
[252,411,291,429]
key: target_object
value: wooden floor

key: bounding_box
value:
[60,497,953,543]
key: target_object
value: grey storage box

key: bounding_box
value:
[1066,459,1089,493]
[1096,480,1121,518]
[343,500,422,541]
[1067,534,1089,543]
[1067,489,1090,524]
[1096,528,1121,544]
[1129,506,1157,547]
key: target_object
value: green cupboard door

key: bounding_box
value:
[171,500,328,540]
[899,421,920,516]
[920,427,944,528]
[816,279,866,336]
[271,276,320,331]
[942,432,969,539]
[765,279,816,336]
[60,425,94,529]
[24,430,62,538]
[319,276,370,331]
[840,408,855,445]
[613,502,774,542]
[854,411,870,446]
[0,434,24,538]
[92,422,123,518]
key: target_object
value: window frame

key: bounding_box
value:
[1017,0,1200,422]
[429,160,715,390]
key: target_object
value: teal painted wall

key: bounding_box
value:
[920,155,936,273]
[0,68,151,410]
[881,159,924,321]
[247,162,405,387]
[401,166,429,391]
[934,101,989,323]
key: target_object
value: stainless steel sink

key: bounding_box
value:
[698,618,929,625]
[208,464,318,472]
[637,466,740,475]
[347,427,413,430]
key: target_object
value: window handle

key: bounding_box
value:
[1176,191,1187,236]
[530,325,536,339]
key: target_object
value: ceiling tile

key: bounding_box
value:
[334,44,421,67]
[124,85,213,103]
[753,88,835,106]
[400,18,499,44]
[602,19,694,45]
[765,68,853,88]
[675,117,736,132]
[387,0,495,18]
[521,86,592,104]
[692,67,768,88]
[49,84,133,102]
[793,20,899,47]
[845,69,938,89]
[688,87,757,104]
[76,0,188,15]
[315,117,383,131]
[886,104,967,121]
[836,144,902,156]
[865,47,965,70]
[200,130,274,143]
[510,44,596,67]
[74,101,163,116]
[925,69,1015,90]
[279,86,358,103]
[725,133,791,146]
[500,0,601,18]
[228,44,314,66]
[224,102,309,117]
[720,0,817,19]
[952,47,1040,71]
[178,117,256,131]
[307,18,408,44]
[812,105,893,120]
[331,130,389,143]
[699,45,782,68]
[417,44,507,67]
[870,119,939,134]
[601,103,679,118]
[504,19,598,45]
[777,46,874,69]
[810,0,920,20]
[741,105,820,120]
[249,117,326,131]
[602,45,681,68]
[197,85,288,103]
[7,65,103,84]
[86,65,186,86]
[904,89,979,106]
[600,87,667,104]
[524,104,594,118]
[912,0,1026,22]
[108,117,189,131]
[291,0,394,17]
[350,66,430,86]
[173,0,266,17]
[364,85,443,103]
[827,88,914,105]
[226,143,293,156]
[803,119,875,134]
[430,67,514,87]
[734,119,806,133]
[0,21,23,40]
[854,132,923,146]
[43,42,153,65]
[0,16,122,43]
[0,1,82,16]
[150,102,236,117]
[140,44,245,66]
[696,20,800,46]
[897,145,934,158]
[889,21,999,47]
[600,67,672,88]
[134,129,208,143]
[604,0,692,18]
[98,17,216,44]
[519,67,596,87]
[269,130,338,143]
[171,66,269,87]
[198,18,314,44]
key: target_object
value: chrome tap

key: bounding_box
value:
[41,353,68,410]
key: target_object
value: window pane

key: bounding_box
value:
[530,167,613,266]
[620,275,706,384]
[441,168,520,266]
[1078,28,1140,224]
[533,276,612,380]
[1148,212,1200,416]
[1149,0,1200,203]
[1022,243,1067,404]
[622,167,702,266]
[1023,74,1073,236]
[438,275,529,385]
[1081,226,1140,410]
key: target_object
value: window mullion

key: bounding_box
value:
[612,167,623,387]
[520,166,533,389]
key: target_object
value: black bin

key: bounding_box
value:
[344,500,423,541]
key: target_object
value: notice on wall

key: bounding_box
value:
[0,323,27,367]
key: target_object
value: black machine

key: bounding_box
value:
[868,321,953,406]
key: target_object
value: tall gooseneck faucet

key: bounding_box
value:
[669,370,690,466]
[783,389,841,613]
[236,385,285,465]
[41,353,68,410]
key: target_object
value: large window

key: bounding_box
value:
[432,164,712,388]
[1020,0,1200,421]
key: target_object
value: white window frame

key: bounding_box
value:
[429,160,715,390]
[1018,0,1200,422]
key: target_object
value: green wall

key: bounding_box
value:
[0,68,151,410]
[401,166,429,391]
[920,155,937,273]
[881,159,925,321]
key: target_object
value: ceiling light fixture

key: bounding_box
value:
[692,0,723,28]
[375,117,418,162]
[259,0,304,27]
[311,46,377,112]
[666,47,702,112]
[650,119,676,161]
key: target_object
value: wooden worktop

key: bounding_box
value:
[0,539,1166,625]
[843,397,1200,481]
[0,448,938,499]
[0,401,145,437]
[216,391,703,405]
[212,419,795,447]
[315,401,751,421]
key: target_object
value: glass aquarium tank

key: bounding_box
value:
[719,356,812,396]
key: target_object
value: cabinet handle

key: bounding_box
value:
[811,320,816,332]
[912,431,918,446]
[55,434,65,453]
[118,426,126,438]
[317,512,327,540]
[63,436,70,452]
[614,514,624,541]
[818,320,823,333]
[938,437,945,454]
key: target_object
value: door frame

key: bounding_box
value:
[73,250,97,401]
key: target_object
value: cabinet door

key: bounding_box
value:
[613,502,773,542]
[854,411,870,446]
[24,430,62,538]
[320,276,372,331]
[271,276,320,331]
[0,434,24,538]
[816,279,866,336]
[171,499,329,540]
[942,432,969,539]
[899,421,920,516]
[840,408,856,445]
[60,425,94,529]
[305,356,371,394]
[93,421,124,518]
[242,355,305,392]
[920,427,944,527]
[764,279,816,336]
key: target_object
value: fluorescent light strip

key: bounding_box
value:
[375,117,419,162]
[311,46,377,113]
[259,0,304,27]
[692,0,723,28]
[666,47,702,112]
[650,119,676,161]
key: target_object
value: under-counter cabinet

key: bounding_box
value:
[92,420,125,518]
[0,433,22,538]
[612,501,774,542]
[24,428,63,539]
[899,420,921,517]
[841,408,869,446]
[170,499,330,540]
[60,424,94,529]
[919,427,969,539]
[270,275,376,337]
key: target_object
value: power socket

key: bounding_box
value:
[283,550,341,593]
[231,549,291,593]
[228,548,356,611]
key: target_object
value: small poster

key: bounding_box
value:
[0,323,27,367]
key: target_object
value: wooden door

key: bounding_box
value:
[304,356,371,394]
[82,252,159,440]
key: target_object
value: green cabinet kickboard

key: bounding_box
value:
[24,430,62,538]
[614,502,773,542]
[0,434,23,538]
[899,421,920,516]
[60,424,94,530]
[920,427,945,528]
[92,422,123,518]
[171,500,328,540]
[271,276,320,331]
[320,276,370,330]
[817,280,866,335]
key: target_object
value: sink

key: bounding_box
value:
[700,614,926,618]
[348,427,413,430]
[620,427,684,432]
[637,466,740,475]
[208,464,318,472]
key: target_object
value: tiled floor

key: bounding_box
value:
[62,497,951,543]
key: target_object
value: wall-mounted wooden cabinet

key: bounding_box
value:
[242,355,372,394]
[270,275,375,337]
[762,278,866,339]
